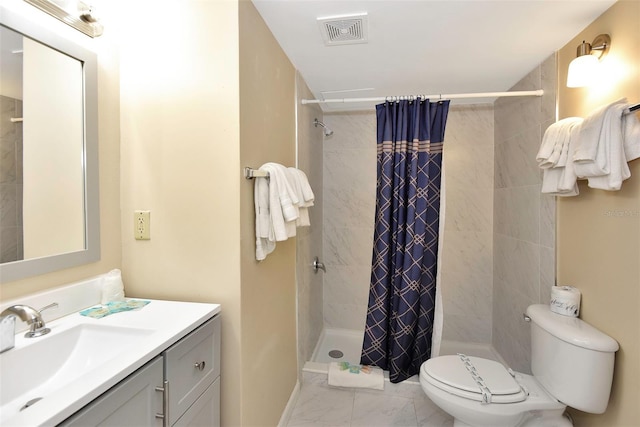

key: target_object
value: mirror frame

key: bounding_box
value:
[0,5,100,283]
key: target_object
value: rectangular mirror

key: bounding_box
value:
[0,5,99,283]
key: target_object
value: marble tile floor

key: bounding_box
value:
[286,371,453,427]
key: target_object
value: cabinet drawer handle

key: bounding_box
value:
[155,380,169,427]
[194,361,206,371]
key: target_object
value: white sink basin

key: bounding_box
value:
[0,277,220,427]
[0,323,153,423]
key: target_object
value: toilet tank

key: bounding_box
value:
[526,304,619,414]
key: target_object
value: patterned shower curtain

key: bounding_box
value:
[360,98,450,383]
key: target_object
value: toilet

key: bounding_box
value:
[420,304,619,427]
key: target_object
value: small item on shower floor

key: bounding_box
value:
[329,350,344,359]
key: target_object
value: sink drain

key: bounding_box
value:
[20,397,42,411]
[328,349,344,359]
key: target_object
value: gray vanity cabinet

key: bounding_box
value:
[164,315,221,426]
[60,315,221,427]
[60,357,164,426]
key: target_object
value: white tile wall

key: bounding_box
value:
[492,54,557,374]
[323,105,495,344]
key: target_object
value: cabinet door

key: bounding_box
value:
[60,357,164,427]
[164,315,221,425]
[173,377,220,427]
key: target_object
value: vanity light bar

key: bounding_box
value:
[23,0,103,38]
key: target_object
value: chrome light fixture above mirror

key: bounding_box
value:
[24,0,103,37]
[566,34,611,88]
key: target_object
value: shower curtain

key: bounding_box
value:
[360,98,450,383]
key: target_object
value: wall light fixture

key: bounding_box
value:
[24,0,103,37]
[566,34,610,88]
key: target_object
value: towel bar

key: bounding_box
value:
[244,167,269,179]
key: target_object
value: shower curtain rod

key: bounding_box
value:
[301,89,544,105]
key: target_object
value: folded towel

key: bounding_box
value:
[541,119,582,197]
[254,164,317,260]
[328,362,384,390]
[286,167,315,227]
[587,103,631,191]
[537,118,582,169]
[623,108,640,162]
[255,176,274,261]
[573,99,627,177]
[260,163,297,242]
[264,163,299,222]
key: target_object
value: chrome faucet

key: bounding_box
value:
[0,303,58,339]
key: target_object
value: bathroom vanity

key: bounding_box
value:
[0,277,221,427]
[61,315,221,426]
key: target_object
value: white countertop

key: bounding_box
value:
[1,298,221,426]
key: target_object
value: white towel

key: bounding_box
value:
[573,99,627,178]
[260,163,298,242]
[586,103,631,191]
[286,167,315,227]
[623,108,640,162]
[255,176,274,261]
[254,164,316,260]
[263,163,299,222]
[537,118,582,169]
[540,119,582,197]
[328,362,384,390]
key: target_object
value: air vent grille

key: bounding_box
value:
[318,13,368,46]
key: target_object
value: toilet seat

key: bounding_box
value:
[421,355,528,404]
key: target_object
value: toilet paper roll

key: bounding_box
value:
[101,269,126,304]
[550,285,581,317]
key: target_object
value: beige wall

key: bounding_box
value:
[3,1,298,425]
[0,0,121,300]
[557,1,640,425]
[118,1,242,425]
[239,1,298,425]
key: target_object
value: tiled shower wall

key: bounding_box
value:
[322,111,376,331]
[0,95,23,263]
[440,105,494,343]
[492,54,557,374]
[322,106,495,343]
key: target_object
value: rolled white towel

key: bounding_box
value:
[328,362,384,390]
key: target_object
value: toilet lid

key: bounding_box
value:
[422,355,527,404]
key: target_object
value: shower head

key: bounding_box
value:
[314,118,334,137]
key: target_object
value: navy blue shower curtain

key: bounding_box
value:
[360,98,450,383]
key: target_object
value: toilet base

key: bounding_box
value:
[450,409,572,427]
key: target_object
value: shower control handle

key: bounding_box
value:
[313,257,326,274]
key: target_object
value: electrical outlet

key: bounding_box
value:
[134,210,150,240]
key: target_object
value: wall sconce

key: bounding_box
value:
[566,34,611,88]
[23,0,103,37]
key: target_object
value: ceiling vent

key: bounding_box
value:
[318,13,368,46]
